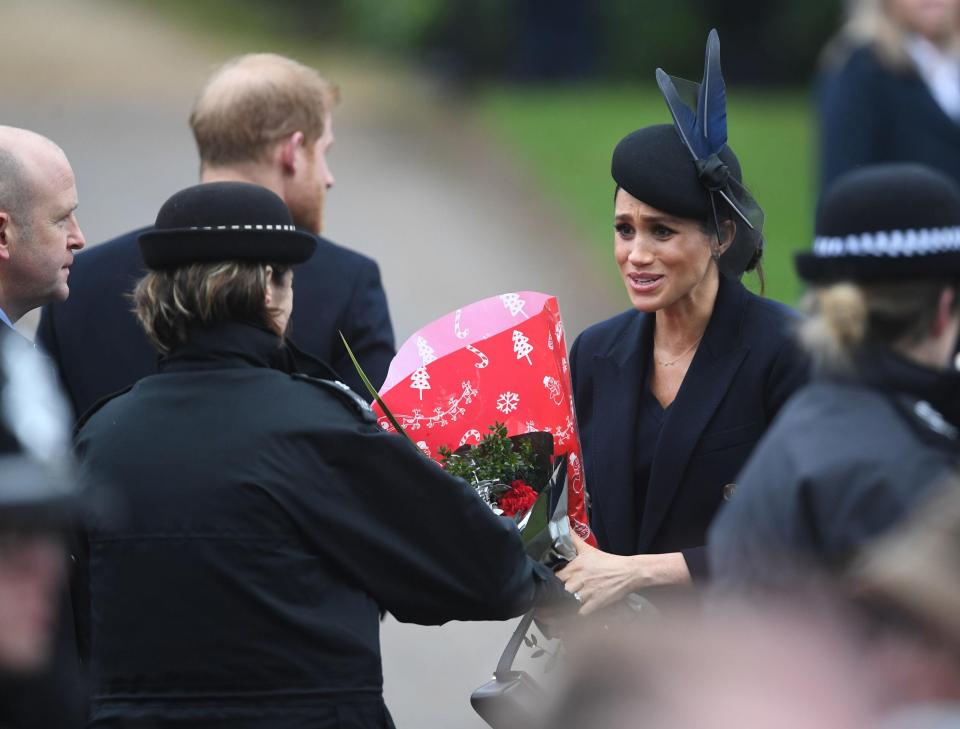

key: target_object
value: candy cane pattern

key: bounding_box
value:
[466,344,489,369]
[453,308,469,339]
[458,429,483,447]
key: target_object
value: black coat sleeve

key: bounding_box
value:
[283,414,545,625]
[332,259,395,394]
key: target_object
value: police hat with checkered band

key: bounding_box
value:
[796,164,960,283]
[138,182,317,269]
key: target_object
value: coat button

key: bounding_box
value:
[722,483,737,501]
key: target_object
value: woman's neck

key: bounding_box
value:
[654,265,720,350]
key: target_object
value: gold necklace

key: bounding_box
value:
[654,335,703,367]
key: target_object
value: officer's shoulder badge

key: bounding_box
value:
[292,374,377,424]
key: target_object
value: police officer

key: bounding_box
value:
[74,182,563,728]
[709,164,960,593]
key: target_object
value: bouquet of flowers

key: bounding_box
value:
[364,291,593,546]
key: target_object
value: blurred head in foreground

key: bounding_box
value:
[544,594,876,729]
[849,475,960,716]
[0,332,76,673]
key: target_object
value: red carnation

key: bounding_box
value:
[498,480,538,517]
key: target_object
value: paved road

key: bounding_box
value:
[7,1,623,725]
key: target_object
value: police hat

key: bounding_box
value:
[138,182,317,270]
[0,332,78,530]
[796,164,960,283]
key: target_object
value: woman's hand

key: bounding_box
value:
[556,535,691,615]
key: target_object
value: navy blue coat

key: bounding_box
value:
[570,276,808,580]
[37,227,395,419]
[818,45,960,191]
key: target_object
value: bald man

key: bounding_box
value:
[0,127,85,329]
[0,128,86,727]
[37,54,395,418]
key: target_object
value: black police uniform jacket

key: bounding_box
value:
[570,275,808,580]
[74,322,544,728]
[709,347,960,592]
[38,227,395,419]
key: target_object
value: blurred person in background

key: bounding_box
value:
[710,163,960,593]
[74,182,566,729]
[849,474,960,728]
[559,32,807,609]
[38,53,395,419]
[0,126,85,338]
[818,0,960,191]
[0,331,85,727]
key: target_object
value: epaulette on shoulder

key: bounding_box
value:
[73,384,135,437]
[291,374,377,424]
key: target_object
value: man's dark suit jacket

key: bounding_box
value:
[570,275,808,580]
[38,227,395,419]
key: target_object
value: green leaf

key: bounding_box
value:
[338,331,412,444]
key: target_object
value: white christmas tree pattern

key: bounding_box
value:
[496,391,520,414]
[512,330,534,365]
[500,293,528,318]
[416,336,437,365]
[410,365,431,400]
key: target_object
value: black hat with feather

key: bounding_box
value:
[611,30,764,279]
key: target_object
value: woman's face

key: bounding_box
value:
[889,0,960,42]
[614,189,717,313]
[266,267,294,335]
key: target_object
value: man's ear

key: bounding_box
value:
[0,213,12,261]
[278,131,306,177]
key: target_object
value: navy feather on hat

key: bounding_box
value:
[138,182,317,270]
[796,164,960,283]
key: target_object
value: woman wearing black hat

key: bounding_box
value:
[709,163,960,593]
[557,32,808,610]
[73,182,564,728]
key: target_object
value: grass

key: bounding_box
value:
[477,84,816,305]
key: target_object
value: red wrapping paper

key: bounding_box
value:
[374,292,593,543]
